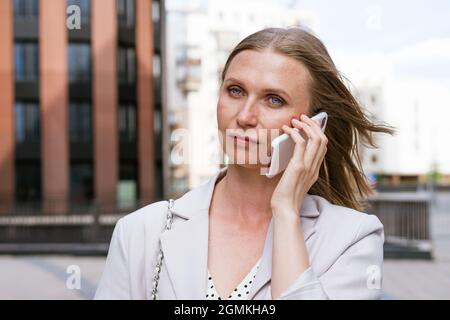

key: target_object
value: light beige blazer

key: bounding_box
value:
[94,166,384,300]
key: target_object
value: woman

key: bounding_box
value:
[95,27,394,300]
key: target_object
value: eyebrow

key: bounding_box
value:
[224,77,291,101]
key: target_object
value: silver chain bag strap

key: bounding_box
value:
[150,198,175,300]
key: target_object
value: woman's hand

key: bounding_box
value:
[270,114,328,216]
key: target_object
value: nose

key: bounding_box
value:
[236,98,258,128]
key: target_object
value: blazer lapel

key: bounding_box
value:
[247,194,320,300]
[159,166,321,300]
[158,168,224,299]
[159,207,209,299]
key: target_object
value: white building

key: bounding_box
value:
[334,48,450,185]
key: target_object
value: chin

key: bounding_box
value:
[235,163,261,169]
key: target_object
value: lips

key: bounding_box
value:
[233,135,259,144]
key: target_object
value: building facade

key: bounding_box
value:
[0,0,167,215]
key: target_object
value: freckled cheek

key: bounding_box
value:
[217,97,238,122]
[216,105,235,135]
[263,116,292,145]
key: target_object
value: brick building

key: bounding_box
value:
[0,0,167,215]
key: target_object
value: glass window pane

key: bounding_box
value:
[117,0,125,21]
[127,48,135,84]
[26,103,40,142]
[128,106,136,141]
[16,162,41,203]
[153,54,161,78]
[69,102,92,143]
[119,105,136,142]
[25,0,37,17]
[15,42,38,81]
[119,106,126,131]
[15,102,40,143]
[117,0,135,28]
[70,162,93,202]
[118,47,126,84]
[127,0,135,27]
[69,103,77,142]
[15,103,25,143]
[118,46,135,84]
[14,0,24,17]
[14,0,38,19]
[25,44,38,81]
[152,1,160,22]
[68,44,91,83]
[80,103,91,142]
[15,43,24,81]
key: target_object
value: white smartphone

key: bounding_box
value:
[265,112,328,178]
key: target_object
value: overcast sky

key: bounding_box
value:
[281,0,450,52]
[167,0,450,82]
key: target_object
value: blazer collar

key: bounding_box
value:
[171,166,320,220]
[158,166,321,300]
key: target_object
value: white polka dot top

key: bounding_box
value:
[205,257,262,300]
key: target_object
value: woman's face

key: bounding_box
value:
[217,49,312,169]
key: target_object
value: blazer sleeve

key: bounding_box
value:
[94,218,131,299]
[277,215,384,300]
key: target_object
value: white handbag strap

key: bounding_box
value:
[150,198,175,300]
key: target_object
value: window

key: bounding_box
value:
[16,162,41,203]
[153,54,161,78]
[69,102,92,143]
[14,0,38,20]
[152,1,160,22]
[119,104,136,142]
[118,46,136,84]
[68,43,91,83]
[70,162,93,203]
[67,0,90,24]
[154,109,161,134]
[15,42,38,81]
[117,0,135,28]
[15,102,40,143]
[118,162,137,209]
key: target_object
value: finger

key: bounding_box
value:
[281,124,307,167]
[300,114,328,146]
[312,145,327,180]
[291,118,321,169]
[299,115,329,168]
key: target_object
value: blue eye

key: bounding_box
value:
[228,86,242,96]
[268,96,284,106]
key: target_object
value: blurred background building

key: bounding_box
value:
[0,0,167,215]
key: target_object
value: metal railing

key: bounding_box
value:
[0,200,152,250]
[0,194,435,258]
[366,192,433,259]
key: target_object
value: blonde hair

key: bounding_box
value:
[220,27,396,211]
